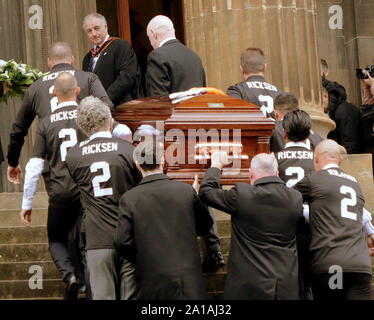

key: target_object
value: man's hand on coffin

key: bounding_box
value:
[210,151,232,170]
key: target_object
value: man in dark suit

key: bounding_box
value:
[145,15,206,97]
[82,13,142,106]
[199,152,303,300]
[114,139,213,300]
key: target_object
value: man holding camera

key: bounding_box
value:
[359,68,374,173]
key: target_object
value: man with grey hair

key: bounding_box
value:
[145,15,206,97]
[66,96,142,300]
[82,13,142,106]
[114,138,213,299]
[7,41,113,185]
[199,152,303,299]
[227,48,283,116]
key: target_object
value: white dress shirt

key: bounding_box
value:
[91,34,110,71]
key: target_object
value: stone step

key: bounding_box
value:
[0,243,50,263]
[0,237,230,263]
[0,226,47,245]
[0,270,228,300]
[0,261,60,281]
[0,209,47,228]
[0,254,228,281]
[216,220,230,237]
[0,221,230,246]
[0,193,48,211]
[0,279,65,299]
[0,253,228,299]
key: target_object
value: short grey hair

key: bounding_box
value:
[147,15,175,36]
[83,13,107,28]
[77,96,111,136]
[250,153,278,175]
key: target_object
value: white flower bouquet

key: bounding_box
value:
[0,59,46,102]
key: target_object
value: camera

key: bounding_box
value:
[356,65,374,79]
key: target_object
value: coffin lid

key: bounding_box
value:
[116,94,275,130]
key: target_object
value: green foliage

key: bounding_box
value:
[0,59,47,103]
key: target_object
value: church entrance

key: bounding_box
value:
[96,0,185,87]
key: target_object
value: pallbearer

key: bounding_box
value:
[19,73,86,299]
[66,96,142,300]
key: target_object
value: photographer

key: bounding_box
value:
[360,70,374,172]
[361,71,374,105]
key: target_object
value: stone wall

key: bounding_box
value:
[316,0,374,107]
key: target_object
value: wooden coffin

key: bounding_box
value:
[116,94,275,184]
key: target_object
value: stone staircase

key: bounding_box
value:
[0,193,231,300]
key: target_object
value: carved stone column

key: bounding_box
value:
[183,0,335,137]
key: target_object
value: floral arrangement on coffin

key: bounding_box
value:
[0,59,46,102]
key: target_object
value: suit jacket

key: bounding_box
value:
[145,39,206,97]
[114,173,213,300]
[83,38,142,106]
[199,168,303,300]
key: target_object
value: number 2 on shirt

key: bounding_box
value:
[340,185,357,221]
[59,128,77,162]
[49,85,59,112]
[90,161,113,197]
[258,95,274,115]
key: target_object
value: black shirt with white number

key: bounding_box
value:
[227,75,283,115]
[7,63,112,167]
[275,142,315,188]
[295,166,371,275]
[32,103,86,205]
[65,134,142,250]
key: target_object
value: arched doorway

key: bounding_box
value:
[96,0,185,88]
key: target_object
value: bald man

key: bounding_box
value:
[7,42,112,185]
[199,152,303,300]
[145,15,206,97]
[19,73,87,299]
[295,140,372,300]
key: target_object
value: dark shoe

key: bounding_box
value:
[202,251,225,273]
[64,275,80,300]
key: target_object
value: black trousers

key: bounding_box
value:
[311,272,372,300]
[47,202,83,283]
[202,207,221,258]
